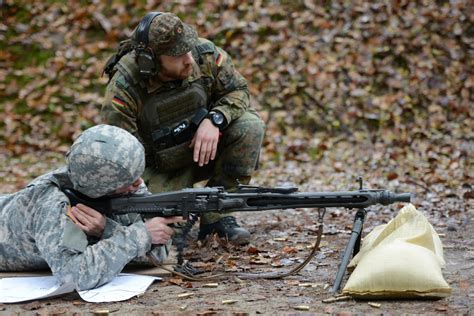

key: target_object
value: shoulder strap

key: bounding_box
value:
[113,54,145,108]
[103,39,135,81]
[195,42,215,55]
[192,40,219,78]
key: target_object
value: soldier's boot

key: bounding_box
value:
[198,216,251,245]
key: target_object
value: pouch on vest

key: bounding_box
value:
[153,140,195,171]
[61,219,88,253]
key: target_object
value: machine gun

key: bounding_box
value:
[63,178,411,293]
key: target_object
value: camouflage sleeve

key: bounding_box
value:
[209,46,250,124]
[100,74,142,142]
[33,192,152,291]
[101,216,135,239]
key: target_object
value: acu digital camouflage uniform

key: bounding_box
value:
[0,125,168,290]
[101,13,265,230]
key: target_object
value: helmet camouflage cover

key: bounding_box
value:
[66,124,145,198]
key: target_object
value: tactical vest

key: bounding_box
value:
[113,41,218,171]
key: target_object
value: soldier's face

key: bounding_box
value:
[158,52,194,80]
[112,177,144,195]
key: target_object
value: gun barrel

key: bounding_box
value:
[394,193,412,203]
[379,192,412,205]
[225,190,411,211]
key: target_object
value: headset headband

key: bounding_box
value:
[136,12,162,46]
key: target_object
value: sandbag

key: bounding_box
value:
[342,204,451,298]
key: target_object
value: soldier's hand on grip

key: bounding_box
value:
[145,216,185,245]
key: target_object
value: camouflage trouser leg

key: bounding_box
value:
[143,166,196,193]
[203,110,265,188]
[143,110,266,225]
[198,110,265,223]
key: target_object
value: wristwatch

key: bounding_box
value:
[206,111,227,130]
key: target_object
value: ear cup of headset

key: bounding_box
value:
[134,12,162,77]
[136,47,156,76]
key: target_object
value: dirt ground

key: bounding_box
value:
[0,139,472,315]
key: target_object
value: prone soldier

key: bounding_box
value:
[0,125,182,290]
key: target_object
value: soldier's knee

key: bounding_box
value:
[244,114,265,148]
[223,112,265,147]
[250,114,266,140]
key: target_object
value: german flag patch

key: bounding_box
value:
[215,53,224,67]
[112,96,128,109]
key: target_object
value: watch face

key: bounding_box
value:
[212,112,224,125]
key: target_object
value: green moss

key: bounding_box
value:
[8,44,54,68]
[5,3,32,24]
[12,100,30,115]
[4,73,34,87]
[309,147,323,161]
[256,25,278,38]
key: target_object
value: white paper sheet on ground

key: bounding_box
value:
[78,274,161,303]
[0,273,161,303]
[0,276,74,303]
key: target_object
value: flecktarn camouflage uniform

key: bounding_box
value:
[0,125,167,290]
[101,13,266,225]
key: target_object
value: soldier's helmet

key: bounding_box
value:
[145,13,198,56]
[66,124,145,198]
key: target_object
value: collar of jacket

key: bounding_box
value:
[146,61,202,94]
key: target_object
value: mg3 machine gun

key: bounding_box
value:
[64,177,411,293]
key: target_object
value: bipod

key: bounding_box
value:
[330,208,367,294]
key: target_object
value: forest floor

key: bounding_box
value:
[0,134,472,315]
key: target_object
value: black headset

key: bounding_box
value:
[134,12,162,77]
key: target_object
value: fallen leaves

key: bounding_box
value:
[168,277,184,286]
[1,1,471,169]
[281,246,298,254]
